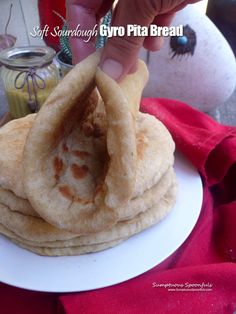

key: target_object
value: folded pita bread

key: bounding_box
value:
[0,183,177,255]
[0,177,176,244]
[0,167,174,221]
[0,111,174,229]
[0,51,177,256]
[22,52,174,234]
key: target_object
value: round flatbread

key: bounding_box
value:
[0,114,35,199]
[23,52,174,234]
[0,187,38,217]
[10,238,125,256]
[0,167,174,222]
[0,182,177,255]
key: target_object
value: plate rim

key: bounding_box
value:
[0,152,203,292]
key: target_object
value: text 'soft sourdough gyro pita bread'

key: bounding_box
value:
[23,51,175,234]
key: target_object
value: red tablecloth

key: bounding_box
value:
[1,99,236,314]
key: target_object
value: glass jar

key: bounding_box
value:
[0,46,59,119]
[55,51,73,79]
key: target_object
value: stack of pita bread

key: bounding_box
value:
[0,52,177,256]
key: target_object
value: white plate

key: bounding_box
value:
[0,152,202,292]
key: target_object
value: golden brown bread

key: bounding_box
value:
[0,51,177,256]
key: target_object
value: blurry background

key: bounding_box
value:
[0,0,43,47]
[206,0,236,125]
[207,0,236,56]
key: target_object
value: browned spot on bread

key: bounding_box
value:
[58,185,74,201]
[75,197,92,205]
[82,91,98,118]
[57,124,66,139]
[72,150,90,159]
[94,183,104,197]
[62,143,69,152]
[137,131,148,159]
[54,156,64,181]
[93,122,104,138]
[82,121,94,137]
[71,164,89,179]
[58,185,92,204]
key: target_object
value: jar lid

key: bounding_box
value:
[0,46,55,69]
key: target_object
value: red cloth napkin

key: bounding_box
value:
[1,99,236,314]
